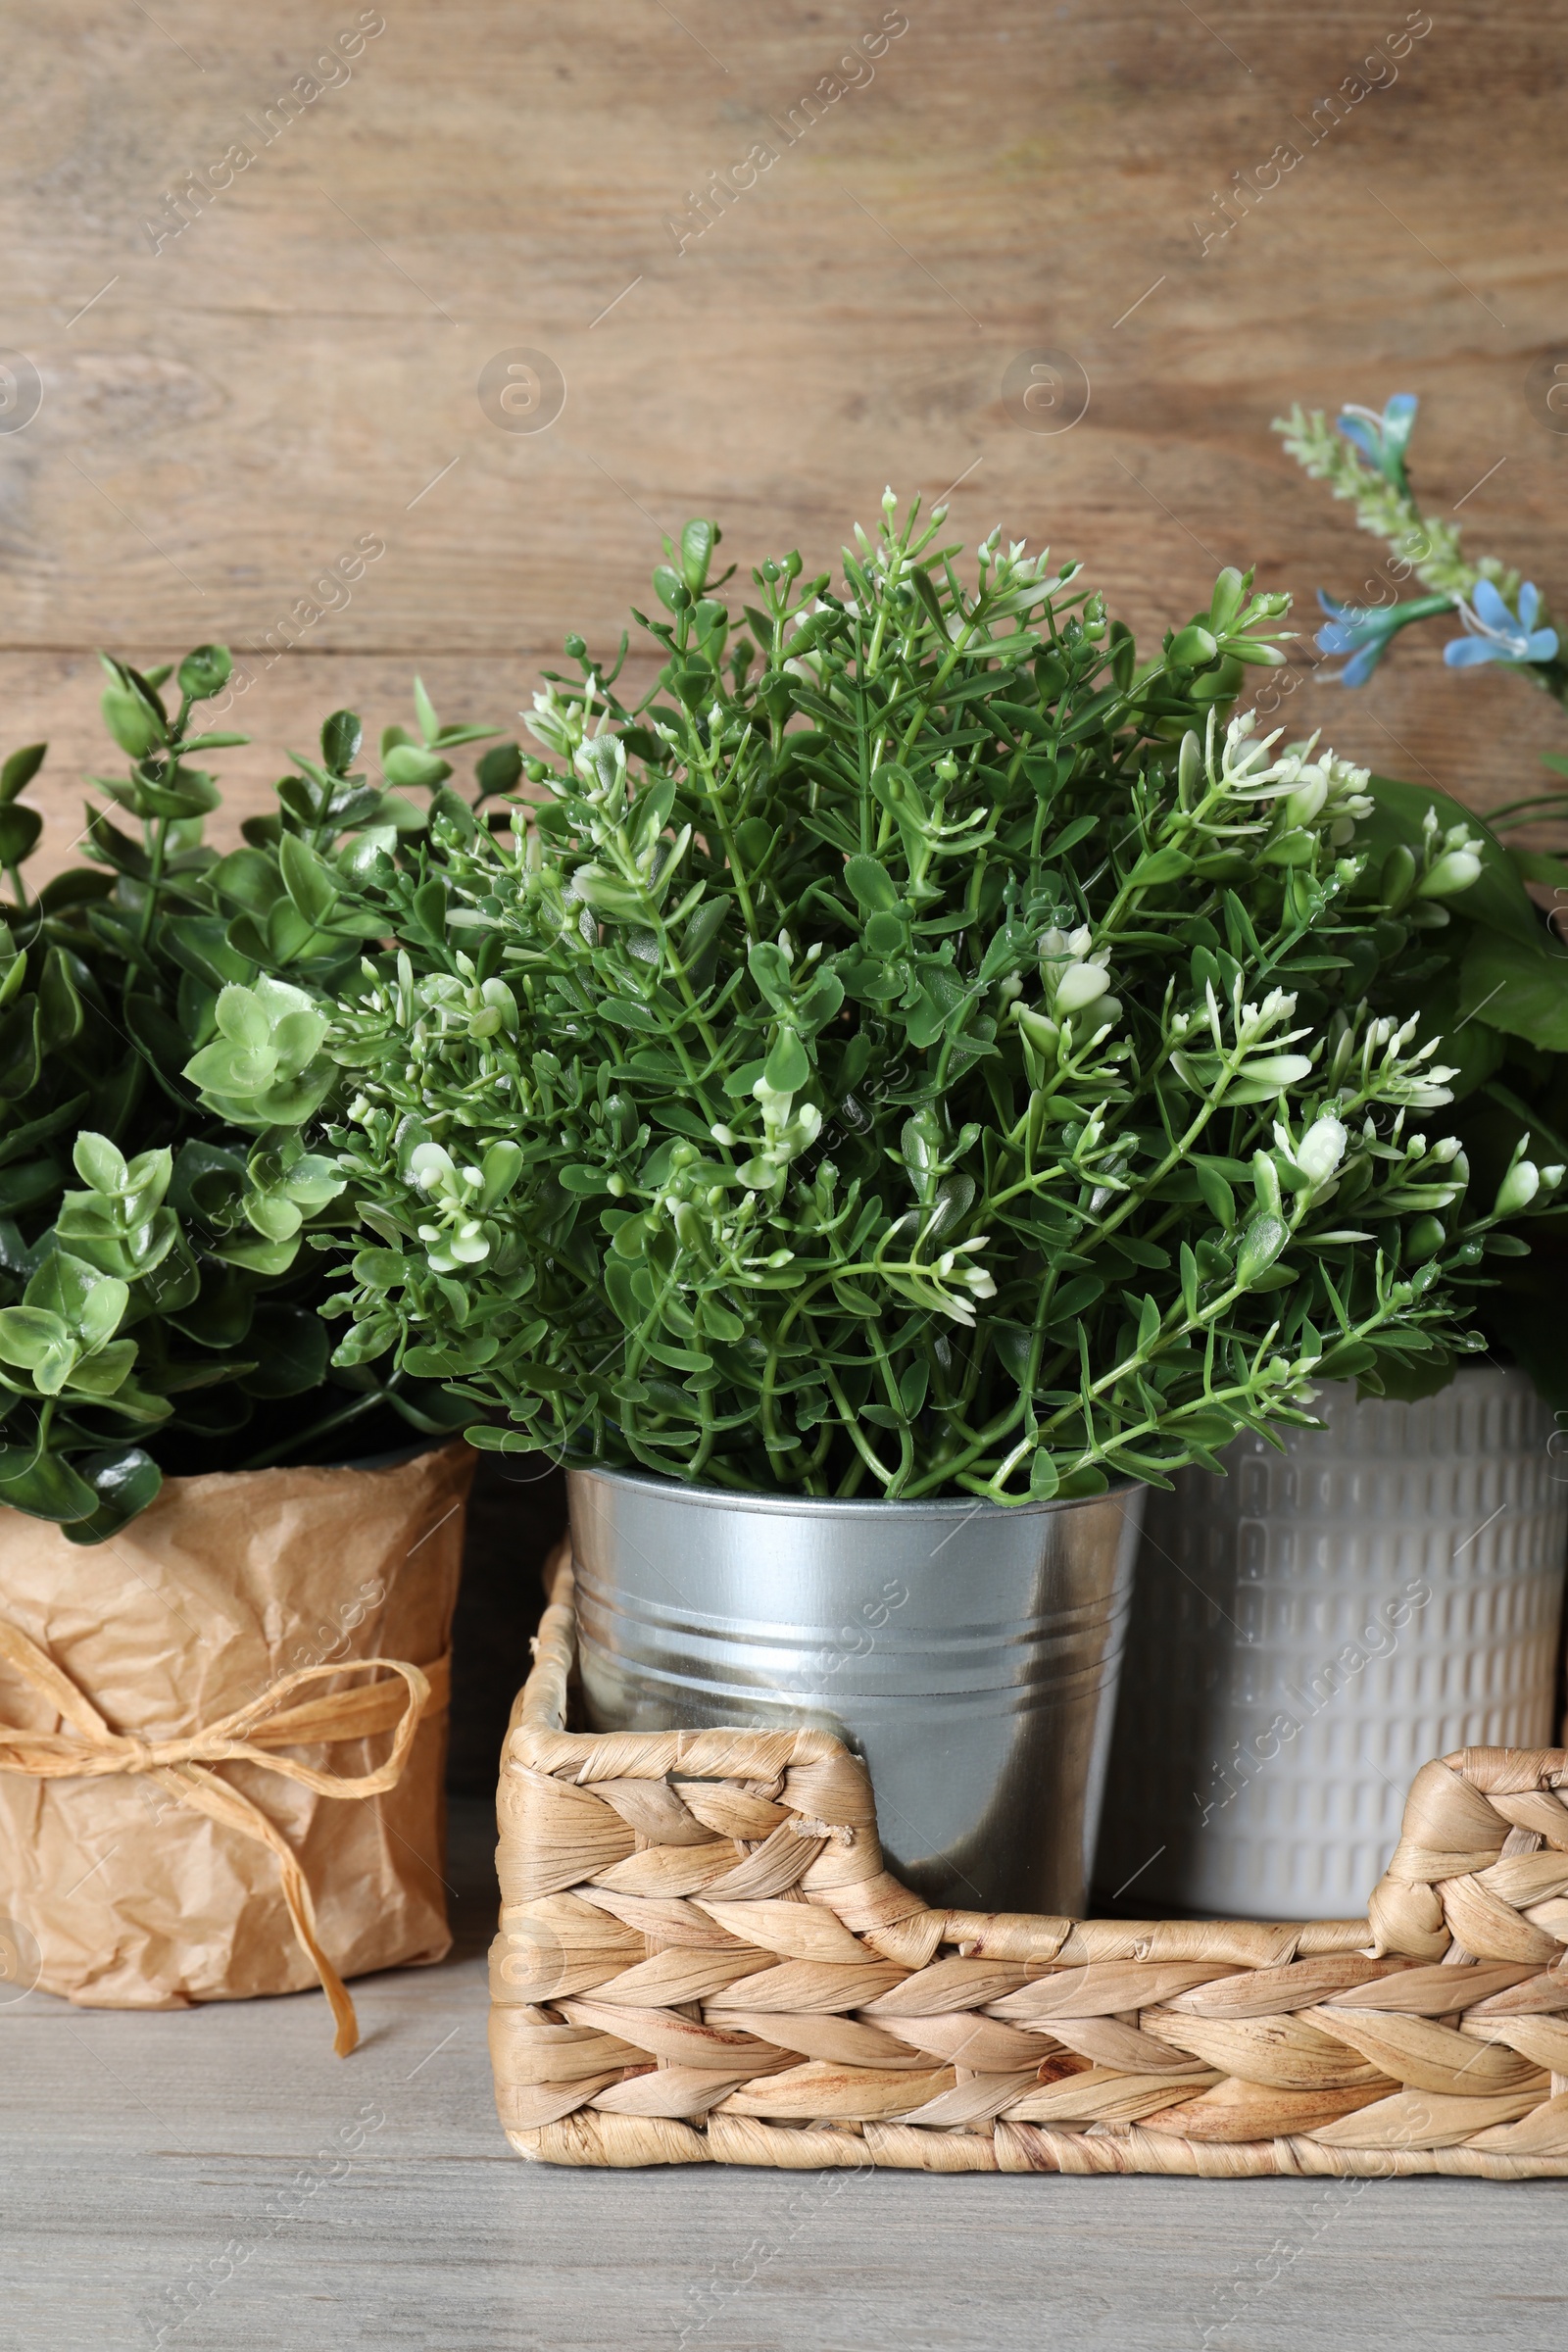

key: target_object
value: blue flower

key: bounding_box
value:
[1336,394,1419,493]
[1444,578,1559,670]
[1314,592,1421,687]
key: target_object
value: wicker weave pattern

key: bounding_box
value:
[490,1554,1568,2175]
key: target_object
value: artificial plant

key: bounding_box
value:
[196,502,1556,1500]
[0,649,505,1538]
[1279,393,1568,1404]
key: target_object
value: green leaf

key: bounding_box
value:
[0,997,40,1102]
[762,1029,809,1093]
[844,855,900,913]
[100,687,165,759]
[412,677,441,745]
[209,847,286,914]
[320,708,364,771]
[479,1141,525,1209]
[747,941,793,1009]
[1456,931,1568,1051]
[36,866,114,916]
[25,1251,127,1346]
[1195,1162,1237,1230]
[600,998,663,1034]
[215,986,271,1052]
[0,805,42,865]
[1126,846,1192,889]
[0,1159,58,1216]
[679,519,717,591]
[383,743,453,791]
[475,742,523,801]
[278,831,338,928]
[124,990,191,1079]
[413,878,449,939]
[1028,1450,1060,1498]
[0,1305,74,1389]
[58,1448,163,1544]
[64,1339,138,1396]
[236,1304,330,1398]
[37,947,83,1052]
[0,1444,100,1524]
[0,743,46,808]
[177,644,232,702]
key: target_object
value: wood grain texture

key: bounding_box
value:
[3,1,1567,878]
[5,20,1567,2333]
[3,1800,1568,2352]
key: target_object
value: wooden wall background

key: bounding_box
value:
[3,1,1565,870]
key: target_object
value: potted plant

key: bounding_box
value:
[204,499,1546,1917]
[0,651,505,2040]
[1097,399,1568,1921]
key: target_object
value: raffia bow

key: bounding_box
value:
[0,1614,449,2056]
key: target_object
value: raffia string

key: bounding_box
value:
[0,1614,448,2056]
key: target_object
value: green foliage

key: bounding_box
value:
[1277,389,1568,1408]
[207,501,1550,1501]
[1354,773,1568,1411]
[0,659,498,1537]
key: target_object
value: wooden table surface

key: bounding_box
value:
[4,1,1567,879]
[4,1798,1567,2352]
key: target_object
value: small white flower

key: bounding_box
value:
[1297,1114,1348,1185]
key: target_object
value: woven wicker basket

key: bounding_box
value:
[489,1550,1568,2176]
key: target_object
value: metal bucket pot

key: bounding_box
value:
[567,1467,1145,1917]
[1095,1365,1568,1920]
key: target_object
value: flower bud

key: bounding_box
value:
[1052,962,1110,1016]
[1236,1211,1289,1286]
[1494,1159,1541,1219]
[1417,850,1483,901]
[1297,1113,1347,1184]
[1404,1213,1446,1263]
[1251,1151,1284,1219]
[1178,730,1201,799]
[1282,774,1328,828]
[1012,1004,1060,1055]
[1238,1054,1314,1089]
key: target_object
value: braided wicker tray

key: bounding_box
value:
[490,1554,1568,2175]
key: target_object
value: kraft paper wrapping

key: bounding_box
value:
[0,1439,474,2014]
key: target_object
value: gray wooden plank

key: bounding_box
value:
[5,1803,1568,2352]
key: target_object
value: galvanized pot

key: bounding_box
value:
[1096,1365,1568,1921]
[566,1466,1145,1917]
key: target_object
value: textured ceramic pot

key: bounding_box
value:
[1096,1366,1568,1920]
[567,1466,1146,1917]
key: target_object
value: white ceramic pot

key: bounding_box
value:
[1095,1366,1568,1920]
